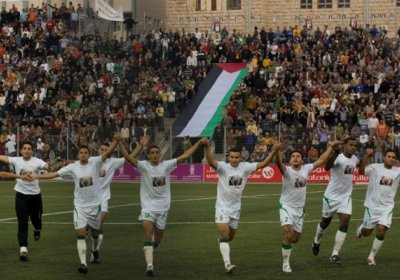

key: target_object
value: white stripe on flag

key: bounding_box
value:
[177,70,241,137]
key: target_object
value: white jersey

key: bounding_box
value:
[324,153,359,200]
[93,157,125,201]
[364,163,400,210]
[280,164,314,207]
[58,157,102,208]
[137,159,177,212]
[9,157,47,195]
[215,161,257,212]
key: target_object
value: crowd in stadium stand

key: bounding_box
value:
[0,2,399,166]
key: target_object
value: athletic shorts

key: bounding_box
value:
[279,204,305,233]
[74,205,101,230]
[139,210,169,230]
[362,207,393,229]
[322,195,352,218]
[215,208,240,230]
[100,199,109,213]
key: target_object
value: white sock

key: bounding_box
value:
[282,247,292,265]
[96,234,103,251]
[368,238,384,259]
[314,223,325,244]
[91,236,99,252]
[77,239,87,265]
[143,246,153,267]
[20,246,28,253]
[332,230,347,256]
[219,242,231,265]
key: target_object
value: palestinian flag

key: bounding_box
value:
[173,63,248,137]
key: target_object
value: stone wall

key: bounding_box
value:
[165,0,400,37]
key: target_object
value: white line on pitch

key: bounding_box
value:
[1,217,399,226]
[0,188,366,222]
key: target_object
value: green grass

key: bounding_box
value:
[0,181,399,280]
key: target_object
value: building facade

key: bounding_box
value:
[165,0,400,36]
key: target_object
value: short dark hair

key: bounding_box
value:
[290,150,303,159]
[100,142,110,147]
[147,145,160,154]
[20,141,33,149]
[228,147,241,154]
[79,145,91,154]
[384,149,396,156]
[343,137,357,144]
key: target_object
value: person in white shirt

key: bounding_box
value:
[203,139,280,274]
[28,140,117,274]
[355,148,400,266]
[186,52,198,68]
[5,139,17,156]
[118,135,204,276]
[312,137,360,264]
[368,114,379,137]
[276,141,340,273]
[0,141,49,261]
[359,131,369,148]
[87,141,128,264]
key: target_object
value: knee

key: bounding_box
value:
[219,229,231,241]
[320,218,331,229]
[283,229,294,243]
[339,225,349,232]
[376,228,387,238]
[292,235,300,243]
[362,228,373,237]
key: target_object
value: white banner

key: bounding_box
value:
[94,0,123,22]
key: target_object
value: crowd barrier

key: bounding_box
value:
[112,163,369,184]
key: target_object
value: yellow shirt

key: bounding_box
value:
[263,58,271,68]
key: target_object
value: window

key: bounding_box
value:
[212,0,217,11]
[227,0,241,10]
[300,0,312,9]
[318,0,332,8]
[338,0,350,8]
[196,0,201,11]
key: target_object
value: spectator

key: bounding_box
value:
[182,136,193,163]
[5,138,16,156]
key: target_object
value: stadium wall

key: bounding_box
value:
[112,163,369,183]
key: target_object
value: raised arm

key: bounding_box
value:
[176,137,204,164]
[100,134,119,161]
[324,142,341,171]
[312,141,340,170]
[118,136,140,167]
[203,138,218,170]
[275,148,286,175]
[358,148,373,175]
[130,135,151,159]
[256,142,281,170]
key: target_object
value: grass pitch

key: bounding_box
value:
[0,181,399,280]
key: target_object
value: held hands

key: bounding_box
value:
[365,148,374,157]
[329,141,341,152]
[199,138,210,147]
[271,142,282,152]
[21,174,36,181]
[113,132,123,142]
[139,135,151,147]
